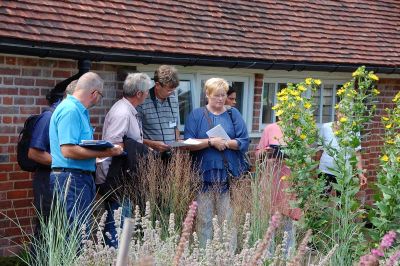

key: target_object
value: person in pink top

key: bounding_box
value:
[256,122,301,256]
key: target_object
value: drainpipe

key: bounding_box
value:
[46,59,91,104]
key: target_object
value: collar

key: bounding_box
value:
[67,94,88,115]
[122,97,138,116]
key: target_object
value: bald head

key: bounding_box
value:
[74,72,104,94]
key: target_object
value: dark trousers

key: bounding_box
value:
[33,168,52,231]
[319,172,341,196]
[31,168,51,255]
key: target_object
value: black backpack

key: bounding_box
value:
[17,108,54,172]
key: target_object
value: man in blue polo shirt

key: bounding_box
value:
[49,72,123,223]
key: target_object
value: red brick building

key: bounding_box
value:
[0,1,399,255]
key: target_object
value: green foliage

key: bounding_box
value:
[273,79,329,234]
[370,91,400,242]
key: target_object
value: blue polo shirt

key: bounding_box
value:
[49,95,95,171]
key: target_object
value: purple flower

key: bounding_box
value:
[371,248,384,257]
[386,250,400,266]
[380,231,396,250]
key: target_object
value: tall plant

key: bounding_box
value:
[273,79,327,233]
[370,91,400,241]
[328,66,379,264]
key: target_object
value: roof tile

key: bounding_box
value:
[0,0,399,66]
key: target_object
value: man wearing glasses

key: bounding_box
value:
[137,65,180,160]
[49,72,123,225]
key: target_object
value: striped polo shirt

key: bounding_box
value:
[137,90,179,144]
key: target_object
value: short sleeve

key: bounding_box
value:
[184,110,198,139]
[57,109,84,145]
[30,111,52,151]
[103,115,129,144]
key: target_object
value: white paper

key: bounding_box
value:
[206,124,231,140]
[169,138,201,148]
[183,138,201,145]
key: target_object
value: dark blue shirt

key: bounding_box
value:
[30,102,59,153]
[184,107,249,192]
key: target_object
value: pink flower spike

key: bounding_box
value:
[371,248,384,257]
[380,231,396,250]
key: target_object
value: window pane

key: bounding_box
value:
[322,85,334,123]
[262,83,275,124]
[200,80,244,113]
[312,88,321,123]
[176,80,192,126]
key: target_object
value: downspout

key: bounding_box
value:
[46,59,91,103]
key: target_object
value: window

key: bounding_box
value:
[262,81,343,128]
[200,80,245,113]
[175,80,192,127]
[261,82,287,125]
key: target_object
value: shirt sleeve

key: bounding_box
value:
[230,108,249,153]
[256,126,269,156]
[103,114,129,144]
[30,111,52,152]
[184,109,198,139]
[57,108,85,145]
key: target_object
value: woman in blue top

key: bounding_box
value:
[184,77,249,247]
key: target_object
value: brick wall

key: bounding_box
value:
[362,79,400,200]
[0,55,120,256]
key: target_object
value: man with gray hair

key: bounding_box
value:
[49,72,123,226]
[96,72,151,248]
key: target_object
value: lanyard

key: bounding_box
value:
[149,87,176,142]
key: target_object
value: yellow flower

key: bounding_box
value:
[293,114,300,119]
[276,110,284,116]
[372,88,380,95]
[334,130,341,136]
[300,134,306,140]
[295,96,302,101]
[290,90,300,96]
[340,117,348,123]
[314,79,321,85]
[382,117,389,121]
[281,175,288,181]
[386,139,395,145]
[335,104,339,109]
[298,85,307,92]
[352,70,362,77]
[337,88,345,96]
[368,73,379,81]
[381,155,389,162]
[386,124,392,129]
[304,102,312,109]
[278,95,288,102]
[272,105,279,110]
[393,92,400,103]
[397,157,400,163]
[305,78,312,85]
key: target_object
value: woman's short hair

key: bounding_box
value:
[154,65,179,88]
[123,73,151,97]
[204,78,229,96]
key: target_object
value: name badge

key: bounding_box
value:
[169,121,177,128]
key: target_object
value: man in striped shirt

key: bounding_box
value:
[137,65,180,159]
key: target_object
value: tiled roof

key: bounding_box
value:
[0,0,399,67]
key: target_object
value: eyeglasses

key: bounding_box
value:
[210,94,227,99]
[92,90,104,98]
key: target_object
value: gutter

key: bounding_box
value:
[0,37,398,74]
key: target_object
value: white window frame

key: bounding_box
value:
[197,74,253,132]
[261,79,346,129]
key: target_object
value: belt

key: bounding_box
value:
[52,167,94,175]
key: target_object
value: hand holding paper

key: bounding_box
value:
[206,124,230,140]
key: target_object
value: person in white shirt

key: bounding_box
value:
[317,112,367,195]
